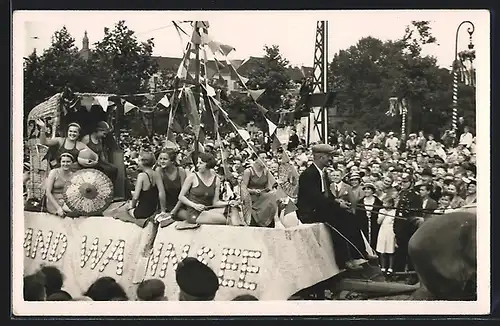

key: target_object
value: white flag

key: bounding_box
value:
[95,96,109,112]
[159,94,170,108]
[266,118,277,136]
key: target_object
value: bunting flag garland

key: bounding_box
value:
[386,97,398,117]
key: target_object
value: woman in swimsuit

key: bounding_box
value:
[127,151,167,219]
[37,120,94,171]
[45,153,75,217]
[176,152,233,225]
[155,149,188,217]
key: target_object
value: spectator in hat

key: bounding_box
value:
[47,290,72,301]
[287,129,300,151]
[39,266,64,297]
[232,294,259,301]
[296,143,371,270]
[24,272,46,301]
[406,133,418,152]
[385,132,399,152]
[355,182,383,248]
[81,121,118,183]
[416,130,426,151]
[84,276,128,301]
[176,257,219,301]
[463,179,477,205]
[349,172,364,211]
[136,279,168,301]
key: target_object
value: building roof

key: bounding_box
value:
[152,56,313,81]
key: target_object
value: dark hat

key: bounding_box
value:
[349,171,361,180]
[96,121,110,131]
[421,167,433,177]
[175,257,219,299]
[137,279,166,301]
[312,144,335,154]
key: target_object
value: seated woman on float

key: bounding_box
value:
[37,120,97,171]
[45,153,76,217]
[240,150,278,227]
[176,152,235,225]
[155,149,189,217]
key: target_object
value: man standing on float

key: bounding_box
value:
[296,144,371,270]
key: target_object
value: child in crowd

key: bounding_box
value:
[376,197,397,274]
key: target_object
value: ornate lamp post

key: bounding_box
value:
[452,21,475,133]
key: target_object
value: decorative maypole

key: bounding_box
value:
[400,99,407,137]
[452,21,475,133]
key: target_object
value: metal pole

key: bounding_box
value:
[323,21,329,144]
[452,21,475,134]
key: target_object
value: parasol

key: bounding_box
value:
[240,188,252,226]
[277,162,299,199]
[63,168,114,216]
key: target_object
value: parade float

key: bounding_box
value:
[22,20,477,301]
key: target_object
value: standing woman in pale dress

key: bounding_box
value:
[355,183,383,248]
[45,153,75,217]
[376,197,397,274]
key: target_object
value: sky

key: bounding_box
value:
[16,10,488,69]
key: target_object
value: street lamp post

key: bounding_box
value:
[452,21,475,134]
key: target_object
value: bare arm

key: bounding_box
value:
[178,174,201,209]
[154,170,167,212]
[240,169,259,195]
[45,170,62,212]
[129,173,144,210]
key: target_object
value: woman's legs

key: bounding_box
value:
[379,253,387,271]
[387,253,394,272]
[196,210,227,225]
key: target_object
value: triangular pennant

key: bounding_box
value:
[271,133,281,153]
[123,100,138,114]
[158,94,170,108]
[81,96,94,110]
[266,118,277,136]
[239,75,249,85]
[145,94,155,101]
[248,89,266,101]
[256,104,268,114]
[284,200,298,216]
[237,128,250,141]
[206,84,216,97]
[220,43,235,56]
[95,96,109,112]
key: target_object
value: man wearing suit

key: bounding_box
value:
[296,144,370,270]
[330,168,355,209]
[418,183,438,220]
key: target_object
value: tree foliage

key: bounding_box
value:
[222,45,293,129]
[329,21,475,136]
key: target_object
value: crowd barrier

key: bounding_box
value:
[23,212,341,300]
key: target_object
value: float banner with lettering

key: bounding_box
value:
[143,222,341,300]
[24,212,155,299]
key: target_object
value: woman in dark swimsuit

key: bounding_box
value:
[155,150,188,217]
[81,121,118,182]
[37,121,93,171]
[128,151,167,219]
[177,152,232,225]
[240,150,278,227]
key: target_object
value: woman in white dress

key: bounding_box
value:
[376,197,397,274]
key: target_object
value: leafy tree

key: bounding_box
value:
[328,21,475,136]
[88,20,158,95]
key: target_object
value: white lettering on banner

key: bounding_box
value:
[146,244,261,291]
[24,228,67,262]
[80,236,125,276]
[148,243,189,278]
[220,248,261,291]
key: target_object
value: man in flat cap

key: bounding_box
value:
[296,143,369,271]
[176,257,219,301]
